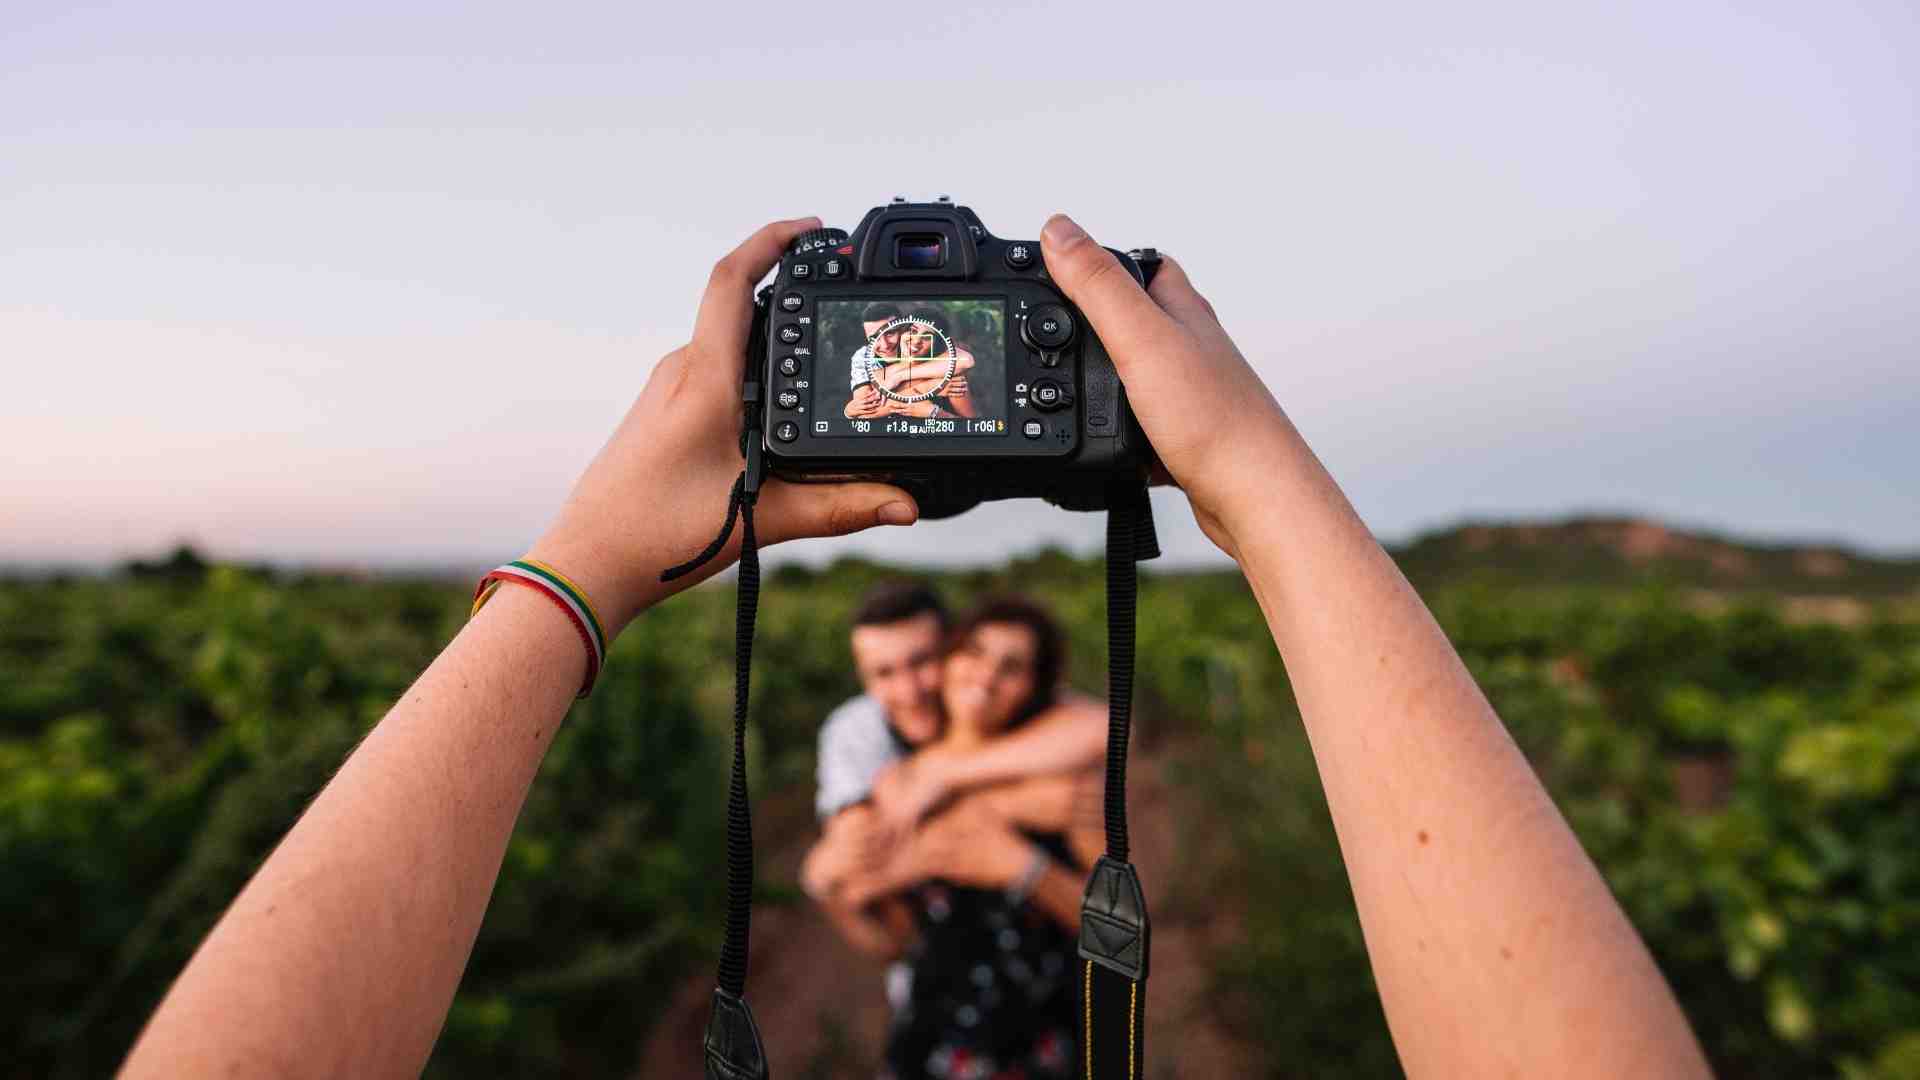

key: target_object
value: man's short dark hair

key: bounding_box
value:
[861,301,903,324]
[853,580,949,630]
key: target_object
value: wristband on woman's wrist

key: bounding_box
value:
[471,558,607,697]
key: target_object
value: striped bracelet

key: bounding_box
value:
[471,559,608,698]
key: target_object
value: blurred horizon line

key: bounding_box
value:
[8,506,1917,579]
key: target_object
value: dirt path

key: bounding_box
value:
[634,743,1259,1078]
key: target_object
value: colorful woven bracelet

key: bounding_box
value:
[471,559,608,698]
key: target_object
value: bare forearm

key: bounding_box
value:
[944,700,1105,792]
[123,587,580,1078]
[1223,420,1709,1077]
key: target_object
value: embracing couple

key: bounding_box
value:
[843,302,979,421]
[801,581,1110,1079]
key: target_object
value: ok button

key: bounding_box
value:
[1022,304,1075,351]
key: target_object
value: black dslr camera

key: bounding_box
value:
[692,198,1163,1079]
[753,195,1161,519]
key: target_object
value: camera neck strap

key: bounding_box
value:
[1078,484,1154,1080]
[663,287,1158,1080]
[659,297,771,1080]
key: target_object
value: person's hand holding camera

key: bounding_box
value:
[1041,213,1713,1078]
[1039,215,1299,563]
[526,217,918,636]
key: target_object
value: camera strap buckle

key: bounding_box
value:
[741,380,764,497]
[703,987,768,1080]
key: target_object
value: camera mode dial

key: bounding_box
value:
[789,227,850,256]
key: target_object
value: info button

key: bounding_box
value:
[1022,419,1044,440]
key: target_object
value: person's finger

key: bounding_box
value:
[754,476,919,545]
[1040,214,1189,368]
[692,216,821,374]
[1146,253,1220,329]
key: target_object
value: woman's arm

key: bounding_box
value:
[121,217,921,1079]
[878,352,975,390]
[869,693,1107,827]
[1040,214,1712,1080]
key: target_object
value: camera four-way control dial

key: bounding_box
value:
[1021,303,1076,367]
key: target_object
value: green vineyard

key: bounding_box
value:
[4,533,1918,1077]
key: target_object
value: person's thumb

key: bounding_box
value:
[1039,213,1188,370]
[754,477,919,544]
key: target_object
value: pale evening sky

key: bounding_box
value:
[3,0,1915,569]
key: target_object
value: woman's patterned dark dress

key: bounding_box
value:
[880,833,1080,1080]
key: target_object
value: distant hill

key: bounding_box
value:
[1390,516,1920,596]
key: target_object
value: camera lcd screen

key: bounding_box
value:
[810,299,1010,437]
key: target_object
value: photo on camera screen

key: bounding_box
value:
[811,298,1008,437]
